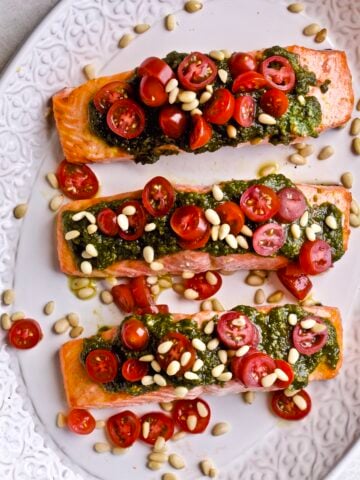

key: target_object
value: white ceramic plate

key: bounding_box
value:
[1,0,360,479]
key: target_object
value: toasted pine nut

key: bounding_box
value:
[258,113,276,125]
[340,172,353,189]
[352,137,360,155]
[100,290,113,304]
[209,50,224,61]
[289,153,306,165]
[70,326,84,338]
[2,289,15,305]
[165,14,176,31]
[172,431,186,441]
[96,420,105,429]
[303,23,321,36]
[118,33,133,48]
[149,452,168,463]
[160,402,173,412]
[56,412,67,428]
[314,28,327,43]
[243,391,255,404]
[318,145,334,160]
[112,447,128,455]
[258,162,279,177]
[299,145,314,157]
[350,118,360,136]
[83,64,96,80]
[245,274,264,286]
[226,124,237,138]
[162,473,178,480]
[147,461,162,470]
[287,3,304,13]
[184,288,199,300]
[67,312,79,327]
[199,91,212,104]
[14,203,28,219]
[168,453,185,469]
[254,288,265,305]
[1,313,11,331]
[211,422,230,436]
[11,311,25,321]
[53,318,70,334]
[212,298,224,311]
[134,23,150,34]
[267,290,284,303]
[184,0,203,13]
[94,442,111,453]
[174,386,188,398]
[46,172,59,189]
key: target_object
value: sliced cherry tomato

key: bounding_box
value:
[139,75,167,107]
[67,408,96,435]
[271,390,311,421]
[85,349,119,384]
[184,271,222,300]
[216,201,245,235]
[232,71,268,93]
[107,99,145,139]
[240,184,280,222]
[120,317,149,351]
[177,225,211,250]
[203,88,235,125]
[260,88,289,117]
[276,187,307,223]
[189,115,212,150]
[140,412,175,445]
[134,304,169,315]
[8,319,42,350]
[173,398,211,434]
[239,352,276,387]
[274,359,294,389]
[97,208,118,236]
[231,348,259,380]
[121,358,148,382]
[142,176,175,217]
[178,52,217,91]
[112,284,135,313]
[156,332,196,376]
[117,200,146,241]
[229,52,257,77]
[217,311,258,349]
[130,276,154,308]
[259,55,296,93]
[277,263,313,300]
[253,223,286,256]
[292,317,328,355]
[299,239,332,275]
[170,205,208,241]
[107,411,141,447]
[233,95,255,128]
[93,81,132,114]
[138,57,175,86]
[159,105,188,139]
[56,160,99,200]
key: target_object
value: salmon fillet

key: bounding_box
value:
[56,182,351,278]
[52,46,354,164]
[60,306,343,409]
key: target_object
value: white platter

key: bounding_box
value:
[1,0,360,479]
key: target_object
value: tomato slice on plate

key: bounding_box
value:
[232,71,268,93]
[117,200,146,241]
[233,95,255,128]
[274,359,294,389]
[238,352,276,387]
[120,317,150,351]
[97,208,119,236]
[299,239,332,275]
[178,52,217,91]
[229,52,257,77]
[216,201,245,235]
[156,332,196,376]
[203,88,235,125]
[259,55,296,93]
[134,304,169,315]
[93,81,132,114]
[184,271,222,300]
[252,223,286,256]
[142,176,175,217]
[140,412,175,445]
[240,184,280,222]
[276,187,307,223]
[111,284,135,313]
[177,225,211,250]
[159,105,188,139]
[277,263,312,300]
[139,75,167,107]
[172,398,211,434]
[8,319,42,350]
[107,411,141,447]
[271,390,311,421]
[260,88,289,117]
[107,99,145,139]
[85,349,119,383]
[189,115,212,150]
[122,358,148,382]
[138,57,174,86]
[231,348,259,380]
[57,160,99,200]
[67,408,96,435]
[292,316,328,355]
[216,311,258,349]
[130,276,154,307]
[170,205,209,241]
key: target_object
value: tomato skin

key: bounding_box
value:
[231,348,259,380]
[97,208,119,236]
[299,239,332,275]
[189,115,212,150]
[121,358,148,382]
[139,75,168,107]
[156,332,196,376]
[107,411,141,447]
[229,52,257,77]
[259,55,296,93]
[260,89,289,117]
[130,276,154,308]
[57,160,99,200]
[67,409,96,435]
[8,319,43,350]
[112,284,135,313]
[240,184,280,222]
[138,57,175,86]
[140,412,175,445]
[184,271,222,300]
[277,263,312,300]
[233,95,255,127]
[232,71,268,93]
[170,205,208,241]
[178,52,217,91]
[203,88,235,125]
[274,359,294,389]
[292,317,328,355]
[216,201,245,235]
[93,81,132,114]
[271,390,312,421]
[85,349,119,384]
[159,105,188,139]
[117,200,146,241]
[252,223,286,256]
[107,99,145,139]
[173,399,211,434]
[177,225,211,250]
[238,352,276,387]
[134,304,169,315]
[216,311,258,349]
[142,176,175,217]
[120,318,150,351]
[276,187,307,223]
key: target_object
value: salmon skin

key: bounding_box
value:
[52,46,354,164]
[60,306,343,409]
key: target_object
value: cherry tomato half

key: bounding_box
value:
[240,184,280,222]
[172,398,211,434]
[252,223,286,256]
[139,75,167,107]
[231,348,259,380]
[277,263,313,300]
[112,284,135,313]
[122,358,148,382]
[271,390,312,421]
[170,205,208,241]
[184,271,222,300]
[140,412,175,445]
[274,359,294,389]
[117,200,146,241]
[189,115,212,150]
[8,319,42,350]
[238,352,276,387]
[156,332,196,376]
[216,311,258,349]
[130,276,154,308]
[120,317,149,351]
[97,208,118,236]
[57,160,99,200]
[178,52,217,91]
[159,105,188,139]
[292,317,328,355]
[259,55,296,93]
[233,95,255,128]
[229,52,257,77]
[138,57,175,86]
[93,81,132,114]
[276,187,307,223]
[203,88,235,125]
[107,99,145,139]
[142,176,175,217]
[107,411,141,447]
[216,201,245,235]
[177,225,211,250]
[232,71,268,93]
[67,408,96,435]
[260,88,289,118]
[85,349,119,384]
[134,304,169,315]
[299,239,332,276]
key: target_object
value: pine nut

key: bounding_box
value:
[218,69,228,83]
[160,402,173,413]
[200,459,212,476]
[134,23,150,34]
[288,347,300,364]
[150,261,164,271]
[207,338,219,351]
[154,374,167,386]
[70,326,84,338]
[83,64,96,80]
[201,300,213,311]
[241,225,253,237]
[204,319,215,334]
[100,290,113,304]
[205,271,218,285]
[305,227,316,241]
[288,313,298,325]
[293,394,307,410]
[65,230,80,241]
[205,209,221,225]
[243,391,255,404]
[82,251,92,259]
[300,211,309,227]
[168,87,179,104]
[315,28,327,43]
[212,184,224,201]
[218,349,228,364]
[56,412,66,428]
[184,1,203,13]
[258,113,276,125]
[289,153,306,165]
[94,442,110,453]
[351,199,359,215]
[182,99,199,111]
[267,290,284,303]
[140,354,154,362]
[312,322,327,333]
[186,414,198,431]
[236,345,250,357]
[84,212,96,224]
[341,172,353,189]
[212,298,224,311]
[211,422,230,436]
[53,318,70,334]
[209,50,224,61]
[291,224,301,239]
[325,215,338,230]
[154,435,167,451]
[173,283,185,294]
[192,338,206,351]
[226,124,237,138]
[122,205,136,216]
[46,172,59,189]
[284,388,300,397]
[221,49,232,59]
[318,145,334,160]
[169,453,185,469]
[118,33,133,48]
[211,225,220,241]
[219,223,230,239]
[211,364,225,378]
[287,2,304,13]
[245,274,264,286]
[96,420,105,429]
[162,473,178,480]
[294,142,307,150]
[218,372,232,382]
[303,23,321,36]
[350,118,360,136]
[49,194,63,211]
[80,261,92,275]
[235,235,248,249]
[1,313,11,330]
[117,213,129,231]
[159,278,172,289]
[275,368,289,382]
[261,372,277,387]
[70,278,89,289]
[178,90,197,103]
[143,246,155,264]
[199,91,212,104]
[158,341,173,355]
[112,447,128,455]
[147,461,162,470]
[167,360,181,376]
[67,313,79,327]
[85,244,98,257]
[299,145,314,157]
[14,203,28,219]
[184,371,199,380]
[297,95,306,106]
[172,431,186,441]
[311,223,322,234]
[182,271,194,279]
[179,351,191,367]
[350,213,360,228]
[145,222,156,232]
[141,376,154,386]
[258,162,279,177]
[165,78,178,93]
[11,311,25,321]
[184,288,199,300]
[149,452,168,463]
[175,386,188,398]
[142,421,150,439]
[301,319,316,329]
[2,289,15,305]
[251,288,264,305]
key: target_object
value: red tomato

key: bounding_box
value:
[156,332,196,376]
[178,52,217,91]
[85,349,119,383]
[216,201,245,235]
[232,71,268,93]
[138,57,174,86]
[170,205,208,241]
[67,408,96,435]
[292,317,328,355]
[229,52,257,77]
[107,411,141,447]
[231,348,259,380]
[277,263,313,300]
[107,99,145,139]
[117,200,146,241]
[252,223,286,256]
[140,412,175,445]
[112,284,135,313]
[259,55,296,93]
[130,276,154,308]
[184,271,222,300]
[56,160,99,200]
[240,184,280,222]
[216,311,258,349]
[97,208,118,236]
[271,390,312,421]
[233,95,255,128]
[172,398,211,434]
[8,319,42,350]
[122,358,148,382]
[203,88,235,125]
[276,187,307,223]
[134,304,169,315]
[142,176,175,217]
[274,359,294,389]
[189,115,212,150]
[139,75,167,107]
[238,352,276,387]
[93,81,132,114]
[177,225,211,250]
[299,240,332,275]
[120,317,150,351]
[159,105,188,139]
[260,88,289,117]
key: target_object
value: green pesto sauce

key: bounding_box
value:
[88,46,323,164]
